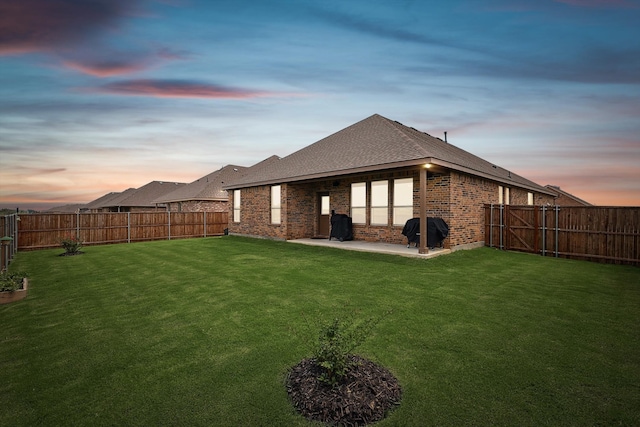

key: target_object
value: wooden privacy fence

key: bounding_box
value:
[1,214,19,271]
[12,212,229,251]
[484,205,640,266]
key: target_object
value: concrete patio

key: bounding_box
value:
[288,238,451,259]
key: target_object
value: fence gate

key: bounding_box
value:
[485,204,640,266]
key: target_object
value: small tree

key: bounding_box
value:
[312,311,390,387]
[60,235,83,255]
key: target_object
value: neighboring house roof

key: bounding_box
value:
[224,114,555,195]
[83,189,135,210]
[153,165,247,204]
[46,204,85,213]
[114,181,186,208]
[545,185,592,206]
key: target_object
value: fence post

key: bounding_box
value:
[532,206,536,253]
[168,212,171,241]
[489,204,494,248]
[127,212,131,244]
[555,205,560,258]
[499,204,504,249]
[203,211,207,238]
[543,206,547,256]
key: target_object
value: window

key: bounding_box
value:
[320,195,330,215]
[393,178,413,225]
[351,182,366,224]
[370,180,388,225]
[527,192,534,205]
[499,186,510,205]
[271,185,281,224]
[233,189,241,222]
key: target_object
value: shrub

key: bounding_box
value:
[60,235,83,254]
[310,311,390,387]
[0,270,27,292]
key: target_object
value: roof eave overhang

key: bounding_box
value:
[429,160,557,196]
[224,157,556,196]
[153,197,226,204]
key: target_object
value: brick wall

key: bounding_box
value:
[228,186,287,240]
[167,200,228,212]
[448,172,495,247]
[228,166,554,248]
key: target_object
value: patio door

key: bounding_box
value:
[317,194,330,238]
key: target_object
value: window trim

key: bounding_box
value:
[233,189,241,223]
[351,182,366,224]
[370,180,389,225]
[393,177,414,226]
[271,185,281,224]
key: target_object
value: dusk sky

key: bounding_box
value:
[1,0,639,210]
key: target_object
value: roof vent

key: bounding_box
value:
[444,131,448,143]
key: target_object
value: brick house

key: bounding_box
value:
[85,181,186,213]
[545,185,592,206]
[224,114,556,252]
[153,165,246,212]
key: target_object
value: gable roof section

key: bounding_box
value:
[545,185,592,206]
[224,114,554,195]
[153,165,246,204]
[83,189,136,210]
[114,181,186,208]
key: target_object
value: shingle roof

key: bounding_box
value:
[46,204,85,213]
[545,185,592,206]
[113,181,186,207]
[224,114,554,195]
[153,165,246,203]
[83,189,136,210]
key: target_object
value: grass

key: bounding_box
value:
[1,236,639,426]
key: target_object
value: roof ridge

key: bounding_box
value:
[380,116,433,157]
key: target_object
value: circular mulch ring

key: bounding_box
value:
[58,251,84,257]
[286,355,402,426]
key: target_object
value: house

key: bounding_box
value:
[46,204,86,213]
[152,165,247,212]
[545,185,592,206]
[83,188,137,213]
[224,114,557,252]
[84,182,186,213]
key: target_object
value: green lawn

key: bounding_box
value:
[2,236,639,426]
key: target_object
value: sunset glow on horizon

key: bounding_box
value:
[1,0,639,211]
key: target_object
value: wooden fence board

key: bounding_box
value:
[12,212,229,251]
[485,205,640,266]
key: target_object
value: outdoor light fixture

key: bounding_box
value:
[424,163,432,169]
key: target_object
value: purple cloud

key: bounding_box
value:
[90,79,295,99]
[0,0,135,55]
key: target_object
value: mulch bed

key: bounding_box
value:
[286,355,402,426]
[58,251,84,257]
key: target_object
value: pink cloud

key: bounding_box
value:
[91,79,295,99]
[62,59,152,77]
[0,0,133,55]
[60,47,189,77]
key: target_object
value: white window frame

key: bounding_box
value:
[498,185,504,204]
[271,185,281,224]
[351,182,366,224]
[233,189,241,223]
[527,192,534,205]
[505,187,510,205]
[370,180,388,225]
[393,178,414,226]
